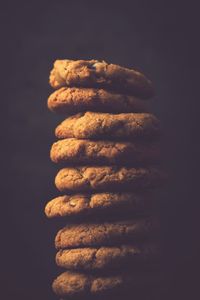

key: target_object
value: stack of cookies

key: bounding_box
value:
[45,59,163,300]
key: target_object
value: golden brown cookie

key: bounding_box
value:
[47,87,147,114]
[49,59,154,98]
[55,218,158,249]
[55,112,160,140]
[54,166,163,193]
[50,138,160,165]
[52,270,124,298]
[52,270,160,298]
[55,243,158,271]
[44,192,155,219]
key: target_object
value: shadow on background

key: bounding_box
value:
[1,0,200,299]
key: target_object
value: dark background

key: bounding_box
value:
[1,1,200,299]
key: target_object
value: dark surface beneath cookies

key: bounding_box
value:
[1,1,200,300]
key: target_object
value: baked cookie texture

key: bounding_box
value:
[50,138,160,165]
[47,87,147,114]
[55,166,163,193]
[49,59,154,98]
[55,112,160,140]
[52,270,160,298]
[46,59,162,299]
[55,243,158,270]
[52,270,124,297]
[45,192,155,218]
[55,218,158,248]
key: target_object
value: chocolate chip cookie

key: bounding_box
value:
[49,59,154,98]
[50,138,159,165]
[47,87,147,114]
[55,112,160,140]
[52,270,124,298]
[45,192,155,219]
[55,218,158,249]
[55,243,158,270]
[55,166,163,193]
[52,270,160,298]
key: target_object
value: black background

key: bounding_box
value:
[1,1,200,299]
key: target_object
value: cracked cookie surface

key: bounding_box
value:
[52,270,160,298]
[55,218,157,248]
[52,270,124,298]
[49,59,154,98]
[47,87,147,114]
[55,112,160,140]
[55,166,163,193]
[45,192,155,218]
[56,243,158,270]
[50,138,159,165]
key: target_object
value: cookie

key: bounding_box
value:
[55,166,163,193]
[55,218,158,249]
[55,243,158,271]
[47,87,147,114]
[52,270,124,298]
[49,59,154,98]
[55,112,160,140]
[52,270,160,298]
[45,192,155,219]
[50,138,160,165]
